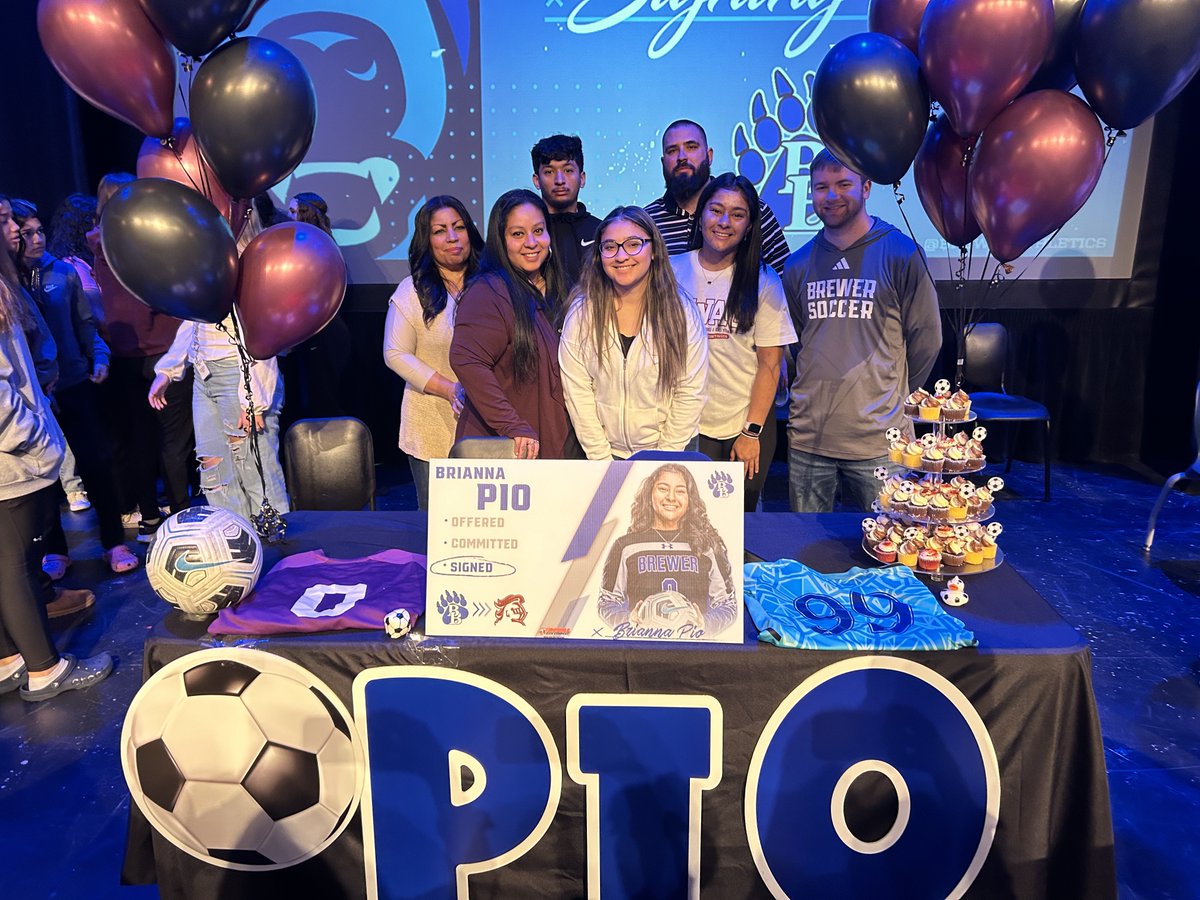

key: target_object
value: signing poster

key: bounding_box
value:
[426,459,744,643]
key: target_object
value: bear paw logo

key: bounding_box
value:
[437,590,469,625]
[733,67,822,234]
[708,471,735,498]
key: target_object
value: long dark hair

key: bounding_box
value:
[409,195,484,326]
[9,199,41,285]
[574,205,688,396]
[479,189,565,383]
[47,193,97,264]
[690,173,764,334]
[290,192,332,234]
[628,463,727,561]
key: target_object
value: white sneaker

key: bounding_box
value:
[67,491,91,513]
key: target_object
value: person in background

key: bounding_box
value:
[383,195,483,508]
[1,195,58,398]
[48,193,101,514]
[531,134,601,288]
[783,149,941,512]
[280,191,352,425]
[645,118,791,274]
[558,205,708,459]
[88,173,194,540]
[673,173,796,511]
[449,188,573,460]
[10,199,138,576]
[149,203,290,523]
[0,271,113,700]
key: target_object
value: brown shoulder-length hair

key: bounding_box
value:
[628,463,725,561]
[574,205,687,396]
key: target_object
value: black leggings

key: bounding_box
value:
[44,379,126,552]
[698,412,778,512]
[0,484,60,670]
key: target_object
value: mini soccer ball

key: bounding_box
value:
[147,506,263,617]
[384,607,412,639]
[121,648,363,871]
[873,466,889,480]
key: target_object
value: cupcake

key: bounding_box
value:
[902,441,924,469]
[964,541,985,566]
[934,524,955,541]
[905,388,929,417]
[918,547,941,571]
[942,391,970,421]
[951,389,971,418]
[919,395,942,421]
[875,539,898,564]
[866,523,889,548]
[922,447,945,473]
[929,493,951,522]
[980,533,999,559]
[892,485,914,513]
[888,438,906,464]
[974,488,994,516]
[948,494,968,520]
[908,492,930,519]
[942,539,966,568]
[898,540,920,567]
[953,430,971,447]
[944,446,967,474]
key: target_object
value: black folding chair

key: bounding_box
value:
[1144,380,1200,551]
[963,323,1052,501]
[283,417,376,510]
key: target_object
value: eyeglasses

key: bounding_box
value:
[599,237,650,258]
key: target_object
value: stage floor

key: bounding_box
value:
[1,457,1196,899]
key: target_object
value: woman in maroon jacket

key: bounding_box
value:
[449,189,573,459]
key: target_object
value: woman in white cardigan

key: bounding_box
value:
[558,206,707,460]
[383,196,484,508]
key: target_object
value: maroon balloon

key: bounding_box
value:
[868,0,931,55]
[237,223,347,360]
[914,114,981,248]
[37,0,176,138]
[919,0,1054,138]
[236,0,269,31]
[137,118,233,223]
[969,91,1105,263]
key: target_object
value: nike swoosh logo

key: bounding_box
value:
[175,557,228,573]
[581,239,596,246]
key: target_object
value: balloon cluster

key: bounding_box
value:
[36,0,346,358]
[817,0,1200,264]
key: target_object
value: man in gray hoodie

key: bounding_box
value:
[783,149,941,512]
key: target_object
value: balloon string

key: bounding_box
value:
[215,316,287,542]
[891,183,938,291]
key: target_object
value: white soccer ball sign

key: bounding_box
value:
[121,648,364,870]
[147,506,263,616]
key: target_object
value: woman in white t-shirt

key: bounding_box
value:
[383,196,483,508]
[671,174,797,510]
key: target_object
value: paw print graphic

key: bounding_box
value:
[732,67,822,233]
[437,590,469,626]
[708,471,735,498]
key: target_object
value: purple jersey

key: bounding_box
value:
[210,549,426,636]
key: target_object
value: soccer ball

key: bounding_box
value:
[384,607,412,639]
[121,648,364,871]
[147,506,263,616]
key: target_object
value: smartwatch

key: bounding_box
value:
[742,421,763,437]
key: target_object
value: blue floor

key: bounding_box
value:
[1,458,1197,899]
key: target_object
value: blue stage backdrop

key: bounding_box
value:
[241,0,1151,285]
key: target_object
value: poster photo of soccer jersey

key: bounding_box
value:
[426,460,744,643]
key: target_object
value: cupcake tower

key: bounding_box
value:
[863,380,1005,576]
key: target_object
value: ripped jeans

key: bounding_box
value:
[192,356,290,522]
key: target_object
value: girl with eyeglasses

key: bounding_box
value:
[559,205,707,459]
[449,189,574,460]
[673,174,796,510]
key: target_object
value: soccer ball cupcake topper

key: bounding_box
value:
[987,522,1004,537]
[904,527,923,541]
[973,426,988,441]
[954,524,970,538]
[871,499,883,513]
[934,378,951,395]
[862,518,876,533]
[920,432,937,447]
[959,483,976,498]
[987,476,1005,492]
[885,427,902,442]
[873,465,889,480]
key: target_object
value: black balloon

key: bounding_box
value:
[812,32,929,184]
[1024,0,1084,94]
[101,178,238,324]
[139,0,253,58]
[1076,0,1200,130]
[190,37,317,199]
